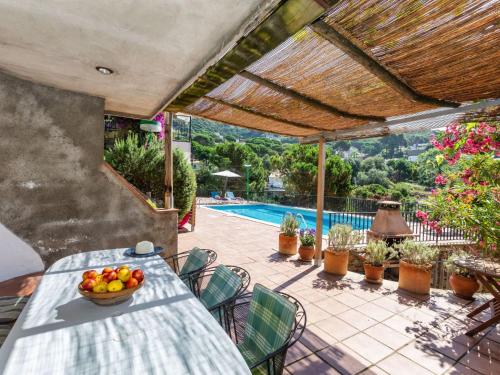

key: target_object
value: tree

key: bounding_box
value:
[380,135,407,157]
[192,133,215,146]
[275,144,352,196]
[173,148,197,218]
[387,158,416,182]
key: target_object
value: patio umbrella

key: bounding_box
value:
[212,170,241,196]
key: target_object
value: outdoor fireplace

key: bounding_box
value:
[367,201,414,246]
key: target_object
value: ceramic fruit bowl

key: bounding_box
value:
[78,279,144,305]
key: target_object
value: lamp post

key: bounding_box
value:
[243,164,251,200]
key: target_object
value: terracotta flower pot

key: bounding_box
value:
[298,245,315,262]
[398,260,432,295]
[324,248,349,276]
[449,273,479,300]
[279,233,297,255]
[364,263,384,284]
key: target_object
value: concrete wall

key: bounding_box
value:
[0,71,178,273]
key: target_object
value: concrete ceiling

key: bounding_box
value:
[0,0,272,118]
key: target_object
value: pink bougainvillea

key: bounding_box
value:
[418,121,499,257]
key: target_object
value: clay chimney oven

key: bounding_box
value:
[367,201,414,246]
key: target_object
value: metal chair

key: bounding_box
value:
[228,284,306,375]
[163,248,217,290]
[189,265,250,332]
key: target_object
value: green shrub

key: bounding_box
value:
[280,213,300,237]
[105,132,196,217]
[364,241,397,266]
[173,148,197,218]
[396,240,438,266]
[327,224,362,252]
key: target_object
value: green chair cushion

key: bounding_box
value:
[200,265,242,310]
[0,322,14,348]
[179,247,209,276]
[237,284,297,372]
[0,296,28,323]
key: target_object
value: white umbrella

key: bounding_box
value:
[212,170,241,196]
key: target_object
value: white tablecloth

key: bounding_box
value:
[0,249,250,375]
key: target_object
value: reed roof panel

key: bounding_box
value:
[207,74,364,130]
[325,0,500,102]
[247,27,433,117]
[185,97,317,137]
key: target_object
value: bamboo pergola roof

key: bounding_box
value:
[164,0,500,140]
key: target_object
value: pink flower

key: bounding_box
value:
[416,210,428,221]
[435,175,448,185]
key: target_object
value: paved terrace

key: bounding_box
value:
[179,207,499,375]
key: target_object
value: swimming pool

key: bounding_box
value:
[205,204,372,235]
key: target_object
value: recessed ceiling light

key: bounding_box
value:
[95,66,113,75]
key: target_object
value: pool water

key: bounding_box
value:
[206,204,372,235]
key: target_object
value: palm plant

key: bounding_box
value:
[364,241,397,267]
[280,213,299,237]
[327,225,362,252]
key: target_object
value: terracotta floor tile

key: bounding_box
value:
[300,324,337,352]
[382,314,424,338]
[334,292,366,308]
[358,366,390,375]
[317,316,359,341]
[355,302,394,322]
[475,338,500,362]
[460,350,500,375]
[336,309,378,331]
[373,296,413,314]
[377,353,434,375]
[486,326,500,344]
[342,332,393,363]
[445,363,482,374]
[317,343,371,375]
[314,298,351,315]
[286,354,341,374]
[365,323,414,350]
[285,341,314,366]
[303,303,332,324]
[398,341,454,374]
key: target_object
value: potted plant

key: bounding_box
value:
[363,240,397,284]
[298,228,315,262]
[279,213,299,255]
[324,224,362,276]
[396,240,439,295]
[445,251,480,300]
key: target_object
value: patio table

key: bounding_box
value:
[0,249,250,374]
[454,258,500,336]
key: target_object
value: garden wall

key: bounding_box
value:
[0,71,178,273]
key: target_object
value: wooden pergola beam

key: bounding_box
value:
[239,70,385,122]
[310,21,460,108]
[203,96,325,132]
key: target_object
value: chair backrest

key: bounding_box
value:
[242,284,297,360]
[179,247,209,276]
[210,191,219,198]
[200,265,243,310]
[225,191,235,200]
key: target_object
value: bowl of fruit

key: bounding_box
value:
[78,265,145,305]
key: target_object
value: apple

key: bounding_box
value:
[114,268,120,274]
[93,281,108,293]
[103,271,117,283]
[107,280,124,292]
[125,277,139,289]
[131,269,144,282]
[102,267,114,274]
[82,270,98,280]
[80,278,97,291]
[117,268,131,282]
[119,265,129,270]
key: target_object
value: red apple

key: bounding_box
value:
[131,269,144,282]
[103,271,117,283]
[126,277,139,289]
[82,270,98,280]
[102,267,114,274]
[114,268,120,274]
[80,278,97,291]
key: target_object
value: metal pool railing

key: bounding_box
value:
[327,208,468,245]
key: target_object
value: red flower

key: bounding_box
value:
[434,175,448,185]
